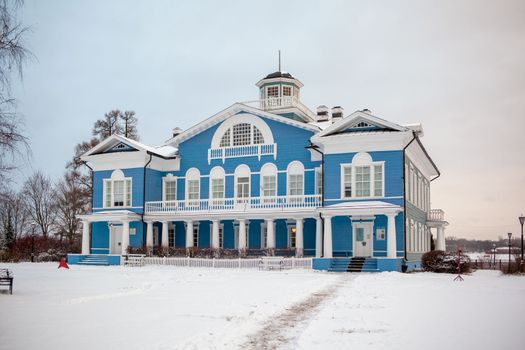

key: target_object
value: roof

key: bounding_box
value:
[81,134,178,160]
[263,71,295,79]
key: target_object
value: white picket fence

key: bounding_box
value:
[140,256,312,269]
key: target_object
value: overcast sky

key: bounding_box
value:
[10,0,525,240]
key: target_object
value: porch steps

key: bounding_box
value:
[76,255,110,266]
[328,257,379,273]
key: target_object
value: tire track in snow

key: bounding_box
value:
[243,274,353,350]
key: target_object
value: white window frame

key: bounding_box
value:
[162,174,177,202]
[376,227,386,240]
[315,166,323,195]
[266,84,280,99]
[234,164,251,200]
[340,161,385,200]
[287,161,304,197]
[209,166,225,203]
[261,163,278,199]
[103,169,132,208]
[185,168,200,206]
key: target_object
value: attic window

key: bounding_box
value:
[354,121,373,128]
[114,143,127,150]
[219,123,265,147]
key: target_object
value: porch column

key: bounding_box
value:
[436,226,445,251]
[323,215,333,258]
[387,213,397,258]
[295,218,304,257]
[161,221,169,248]
[121,220,130,255]
[266,218,275,249]
[238,219,247,251]
[315,216,322,258]
[211,219,220,249]
[146,221,154,248]
[81,220,90,255]
[185,220,193,248]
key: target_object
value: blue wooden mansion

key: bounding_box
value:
[69,70,448,272]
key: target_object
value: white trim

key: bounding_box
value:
[339,154,385,200]
[211,113,275,149]
[261,163,278,198]
[287,161,305,196]
[209,166,226,200]
[234,164,251,199]
[185,168,200,202]
[103,170,133,209]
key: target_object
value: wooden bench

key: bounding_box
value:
[0,269,13,295]
[259,257,285,271]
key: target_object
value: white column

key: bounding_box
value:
[81,220,90,255]
[121,220,130,255]
[323,215,332,258]
[146,221,154,248]
[387,213,397,258]
[295,218,304,257]
[436,226,445,251]
[185,220,193,248]
[212,220,220,249]
[238,219,247,250]
[266,219,275,249]
[161,221,169,248]
[315,217,323,258]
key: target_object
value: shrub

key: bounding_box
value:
[422,250,471,273]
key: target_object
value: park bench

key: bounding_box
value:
[0,269,13,295]
[124,254,146,267]
[259,257,286,271]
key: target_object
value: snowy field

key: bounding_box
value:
[0,263,524,350]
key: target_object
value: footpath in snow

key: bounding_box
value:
[0,263,524,350]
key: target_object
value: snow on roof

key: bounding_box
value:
[114,135,178,157]
[308,121,333,130]
[326,201,402,210]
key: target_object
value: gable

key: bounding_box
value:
[338,118,397,134]
[104,142,138,153]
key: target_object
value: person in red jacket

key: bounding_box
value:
[58,256,69,269]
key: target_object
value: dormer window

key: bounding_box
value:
[219,123,265,147]
[355,121,373,128]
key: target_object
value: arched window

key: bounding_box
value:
[234,164,251,202]
[185,168,200,205]
[217,124,265,147]
[341,152,384,199]
[287,161,304,197]
[261,163,277,198]
[104,169,132,208]
[210,114,275,152]
[209,166,225,201]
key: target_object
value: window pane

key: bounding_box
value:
[289,174,303,196]
[253,126,264,144]
[237,177,249,198]
[355,166,370,197]
[188,180,199,200]
[262,175,276,197]
[165,180,177,201]
[316,170,323,195]
[233,123,251,146]
[343,167,351,197]
[219,129,230,147]
[113,180,124,206]
[125,179,131,206]
[374,165,383,197]
[105,181,112,207]
[283,86,292,96]
[212,178,224,199]
[267,86,279,97]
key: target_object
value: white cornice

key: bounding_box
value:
[312,131,414,154]
[405,141,439,180]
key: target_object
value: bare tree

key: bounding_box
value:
[0,0,31,188]
[92,109,123,140]
[0,188,29,240]
[120,110,139,140]
[22,171,55,237]
[53,171,90,243]
[66,137,99,196]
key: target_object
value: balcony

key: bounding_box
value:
[145,194,322,214]
[427,209,445,222]
[208,143,276,164]
[241,96,316,121]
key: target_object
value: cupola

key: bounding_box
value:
[255,70,304,101]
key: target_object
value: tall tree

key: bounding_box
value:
[22,171,55,237]
[0,188,28,240]
[66,137,99,196]
[120,110,139,140]
[92,109,123,140]
[0,0,31,188]
[53,171,90,243]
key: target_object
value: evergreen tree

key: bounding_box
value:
[3,214,14,250]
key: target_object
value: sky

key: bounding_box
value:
[9,0,525,240]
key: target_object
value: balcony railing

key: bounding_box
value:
[208,143,276,163]
[145,194,322,214]
[240,97,317,121]
[427,209,445,221]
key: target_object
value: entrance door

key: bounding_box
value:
[353,224,372,257]
[110,226,123,254]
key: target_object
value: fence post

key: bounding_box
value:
[499,259,502,270]
[213,258,215,268]
[187,256,190,267]
[292,257,295,269]
[163,256,166,265]
[238,257,241,268]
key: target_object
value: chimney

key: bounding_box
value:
[316,105,329,121]
[331,106,344,122]
[172,127,183,138]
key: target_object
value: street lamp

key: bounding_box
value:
[492,243,496,270]
[30,223,36,263]
[519,214,525,262]
[507,232,512,273]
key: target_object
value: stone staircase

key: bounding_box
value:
[328,257,379,272]
[76,255,111,266]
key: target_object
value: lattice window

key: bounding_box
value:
[262,175,276,197]
[187,180,199,200]
[289,174,303,196]
[236,177,250,198]
[355,166,371,197]
[343,167,352,197]
[267,86,279,98]
[164,180,177,201]
[220,129,231,147]
[253,126,264,144]
[211,178,224,199]
[374,165,383,197]
[282,86,292,96]
[233,123,251,146]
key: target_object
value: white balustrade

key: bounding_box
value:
[428,209,445,221]
[208,143,277,163]
[145,194,322,214]
[142,257,312,269]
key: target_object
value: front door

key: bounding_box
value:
[353,225,372,257]
[110,225,123,254]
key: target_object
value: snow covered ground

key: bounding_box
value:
[0,263,524,350]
